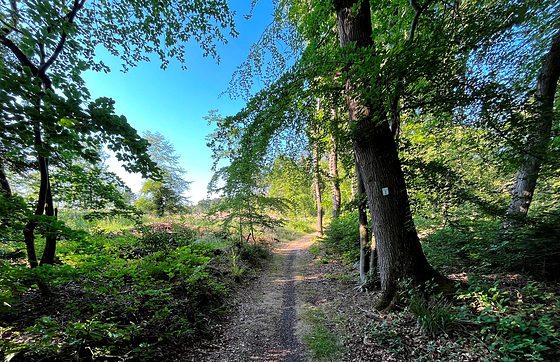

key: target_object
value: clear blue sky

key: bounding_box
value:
[82,2,274,204]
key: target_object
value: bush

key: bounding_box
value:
[139,222,197,252]
[320,210,361,264]
[238,242,270,267]
[423,212,560,279]
[422,220,499,273]
[0,222,244,361]
[496,212,560,279]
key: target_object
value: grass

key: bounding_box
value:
[301,308,344,360]
[303,325,343,360]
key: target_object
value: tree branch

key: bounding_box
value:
[0,35,39,75]
[408,0,433,44]
[1,0,19,37]
[38,0,86,76]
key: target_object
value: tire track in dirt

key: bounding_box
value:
[197,235,315,362]
[276,249,298,360]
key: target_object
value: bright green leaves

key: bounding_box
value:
[83,0,237,71]
[58,118,78,129]
[267,154,315,219]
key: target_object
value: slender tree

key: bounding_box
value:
[504,29,560,226]
[356,161,371,282]
[207,112,288,243]
[329,131,341,219]
[313,140,323,235]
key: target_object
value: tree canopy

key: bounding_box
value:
[136,131,191,216]
[208,0,560,306]
[0,0,238,266]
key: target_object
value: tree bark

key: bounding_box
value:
[24,99,57,266]
[504,29,560,225]
[313,143,323,235]
[334,0,451,309]
[329,133,341,219]
[40,185,57,266]
[356,161,370,282]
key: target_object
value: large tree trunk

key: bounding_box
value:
[334,0,450,309]
[356,162,370,282]
[313,143,323,235]
[329,133,341,219]
[504,30,560,226]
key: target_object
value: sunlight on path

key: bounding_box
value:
[199,234,317,362]
[273,235,316,254]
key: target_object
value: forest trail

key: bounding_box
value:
[194,234,388,362]
[196,234,317,361]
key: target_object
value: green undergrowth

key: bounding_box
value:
[319,210,361,265]
[422,213,560,279]
[0,220,269,361]
[319,210,560,361]
[368,278,560,361]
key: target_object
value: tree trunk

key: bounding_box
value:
[334,0,451,309]
[25,106,58,266]
[0,164,12,197]
[504,29,560,226]
[369,233,377,276]
[40,188,57,266]
[24,122,50,268]
[313,143,323,235]
[329,133,341,219]
[356,162,370,282]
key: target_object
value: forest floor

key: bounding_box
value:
[3,229,558,361]
[190,234,482,362]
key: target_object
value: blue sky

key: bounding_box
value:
[82,2,274,204]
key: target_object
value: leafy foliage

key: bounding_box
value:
[0,0,239,265]
[268,154,315,219]
[406,280,458,337]
[423,211,560,279]
[456,278,560,361]
[320,210,362,265]
[207,112,290,244]
[365,277,560,361]
[0,215,270,361]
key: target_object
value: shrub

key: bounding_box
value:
[238,242,270,267]
[422,212,560,279]
[139,223,196,252]
[457,278,560,361]
[320,210,361,264]
[495,212,560,279]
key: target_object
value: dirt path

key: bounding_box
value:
[192,234,391,361]
[196,235,316,361]
[190,234,516,362]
